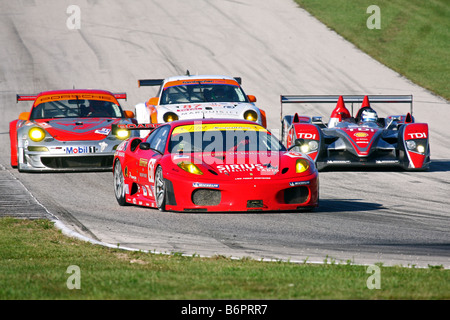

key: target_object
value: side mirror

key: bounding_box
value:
[148,97,159,106]
[19,112,30,121]
[247,95,257,103]
[139,142,151,150]
[124,110,135,118]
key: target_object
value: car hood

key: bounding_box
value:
[331,126,383,156]
[170,151,312,179]
[160,102,256,119]
[34,118,122,141]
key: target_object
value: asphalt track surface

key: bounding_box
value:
[1,0,449,268]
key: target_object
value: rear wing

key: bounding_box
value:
[280,94,413,120]
[113,93,127,100]
[138,79,164,87]
[16,94,37,102]
[111,123,160,135]
[16,92,128,103]
[138,77,243,87]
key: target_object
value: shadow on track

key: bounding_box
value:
[318,199,384,213]
[429,159,450,172]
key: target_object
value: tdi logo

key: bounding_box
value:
[66,146,96,154]
[407,132,427,139]
[297,133,316,139]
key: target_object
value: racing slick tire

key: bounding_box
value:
[155,166,166,212]
[113,160,129,206]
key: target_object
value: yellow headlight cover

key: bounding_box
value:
[29,127,46,142]
[178,162,203,175]
[163,112,179,122]
[244,110,258,122]
[296,159,310,173]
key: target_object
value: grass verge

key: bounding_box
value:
[294,0,449,100]
[0,218,448,300]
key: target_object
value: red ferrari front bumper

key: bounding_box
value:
[163,170,319,212]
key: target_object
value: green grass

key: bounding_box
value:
[294,0,450,100]
[0,218,448,299]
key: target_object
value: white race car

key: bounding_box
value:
[134,74,266,136]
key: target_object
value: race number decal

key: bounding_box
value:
[147,158,157,183]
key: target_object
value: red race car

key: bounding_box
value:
[112,119,319,212]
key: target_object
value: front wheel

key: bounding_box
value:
[154,166,166,212]
[113,160,128,206]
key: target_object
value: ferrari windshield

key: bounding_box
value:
[30,99,124,119]
[168,124,286,153]
[161,83,248,104]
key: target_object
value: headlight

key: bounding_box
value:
[299,140,318,153]
[28,127,46,142]
[244,110,258,122]
[406,140,416,150]
[116,129,131,140]
[295,159,310,173]
[178,162,203,175]
[308,140,319,151]
[406,139,426,154]
[163,112,179,122]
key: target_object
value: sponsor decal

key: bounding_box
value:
[327,160,351,164]
[296,133,317,139]
[146,185,153,197]
[95,128,111,135]
[163,79,238,88]
[172,155,190,160]
[216,163,278,175]
[98,141,108,152]
[128,171,137,180]
[148,158,157,183]
[346,128,375,132]
[36,94,116,105]
[139,158,149,167]
[172,123,266,134]
[176,104,202,111]
[284,151,304,158]
[216,163,263,173]
[376,160,399,164]
[407,132,427,139]
[116,141,127,151]
[289,181,310,186]
[65,146,96,154]
[117,123,159,129]
[192,183,220,188]
[354,132,369,137]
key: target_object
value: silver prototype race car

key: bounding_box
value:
[281,95,430,171]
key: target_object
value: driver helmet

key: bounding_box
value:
[361,108,378,122]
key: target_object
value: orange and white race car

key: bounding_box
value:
[134,74,266,136]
